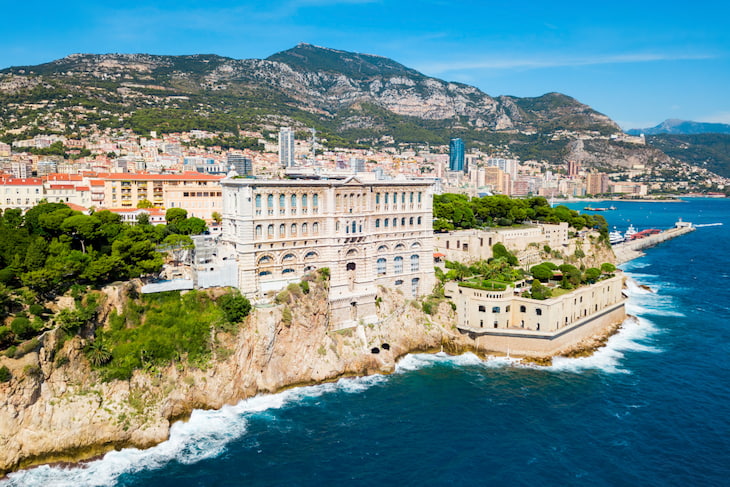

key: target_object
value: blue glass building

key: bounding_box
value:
[449,138,465,172]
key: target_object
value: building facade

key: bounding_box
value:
[278,127,295,168]
[449,138,465,172]
[220,176,436,328]
[446,273,626,355]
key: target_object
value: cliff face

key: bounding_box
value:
[0,281,451,475]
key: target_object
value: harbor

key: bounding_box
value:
[612,219,697,264]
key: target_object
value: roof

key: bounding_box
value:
[48,184,75,190]
[101,171,224,182]
[0,178,43,186]
[47,173,83,181]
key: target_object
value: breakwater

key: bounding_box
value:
[613,221,695,264]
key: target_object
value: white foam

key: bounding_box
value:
[394,351,483,372]
[2,375,387,487]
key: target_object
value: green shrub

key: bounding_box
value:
[0,365,11,382]
[14,338,40,358]
[29,304,45,316]
[300,281,310,294]
[281,306,292,325]
[218,292,251,324]
[10,316,33,339]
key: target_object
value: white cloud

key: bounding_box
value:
[418,52,715,74]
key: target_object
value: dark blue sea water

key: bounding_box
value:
[5,198,730,487]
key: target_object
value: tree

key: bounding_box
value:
[529,279,552,300]
[165,208,188,224]
[176,217,207,235]
[136,212,151,226]
[530,264,553,282]
[61,214,101,253]
[492,243,518,266]
[137,199,153,209]
[211,211,222,224]
[0,365,11,383]
[85,339,112,366]
[600,262,616,274]
[160,234,194,265]
[584,267,601,283]
[218,292,251,324]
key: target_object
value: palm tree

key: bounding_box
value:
[86,340,112,366]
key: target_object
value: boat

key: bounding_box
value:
[609,228,624,245]
[584,206,610,211]
[609,205,617,210]
[624,224,638,240]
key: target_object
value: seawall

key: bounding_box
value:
[613,224,695,264]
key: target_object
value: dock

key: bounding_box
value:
[613,220,695,264]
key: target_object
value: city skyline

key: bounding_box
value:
[1,1,728,131]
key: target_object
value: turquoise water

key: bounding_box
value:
[5,198,730,486]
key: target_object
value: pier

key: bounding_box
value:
[613,220,695,264]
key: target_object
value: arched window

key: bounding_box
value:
[258,255,272,264]
[393,218,398,228]
[394,256,403,274]
[282,253,295,263]
[536,309,542,316]
[301,223,308,234]
[378,245,388,253]
[259,270,272,277]
[282,268,295,274]
[392,192,397,204]
[377,258,387,275]
[410,192,414,203]
[417,216,422,225]
[291,194,297,207]
[384,219,389,227]
[409,217,414,225]
[351,221,356,233]
[395,243,405,251]
[395,280,403,286]
[291,223,297,235]
[302,194,308,207]
[267,194,274,208]
[279,194,285,207]
[255,194,261,208]
[376,193,381,204]
[313,222,319,234]
[401,217,406,226]
[279,224,285,236]
[313,194,319,206]
[411,242,421,249]
[304,251,317,260]
[267,224,274,236]
[418,192,422,203]
[255,225,262,237]
[410,254,420,272]
[402,193,406,203]
[520,305,526,312]
[375,218,381,228]
[385,193,389,204]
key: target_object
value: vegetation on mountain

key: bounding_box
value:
[644,133,730,179]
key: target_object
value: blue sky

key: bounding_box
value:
[2,0,728,130]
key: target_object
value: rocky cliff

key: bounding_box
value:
[0,280,454,475]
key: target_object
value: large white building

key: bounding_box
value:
[220,175,437,328]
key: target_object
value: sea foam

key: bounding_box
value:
[1,375,386,487]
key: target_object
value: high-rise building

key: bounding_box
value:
[279,127,295,168]
[586,172,609,196]
[449,138,465,172]
[227,153,253,176]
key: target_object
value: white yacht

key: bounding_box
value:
[609,228,624,245]
[624,224,638,241]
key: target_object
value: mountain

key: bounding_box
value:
[0,43,706,179]
[643,133,730,178]
[627,119,730,135]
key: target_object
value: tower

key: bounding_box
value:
[449,138,465,172]
[279,127,295,168]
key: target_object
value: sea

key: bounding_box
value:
[3,198,730,486]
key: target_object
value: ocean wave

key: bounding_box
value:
[548,315,661,374]
[1,375,387,487]
[394,351,483,372]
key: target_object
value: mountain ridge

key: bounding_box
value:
[627,118,730,135]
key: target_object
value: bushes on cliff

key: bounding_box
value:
[218,292,251,324]
[98,290,227,380]
[0,365,11,382]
